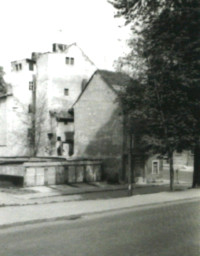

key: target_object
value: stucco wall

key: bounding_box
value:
[0,60,37,157]
[1,45,96,158]
[0,95,30,156]
[74,73,124,181]
[37,46,96,111]
[11,59,35,106]
[35,46,96,157]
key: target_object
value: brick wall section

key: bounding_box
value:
[74,73,124,181]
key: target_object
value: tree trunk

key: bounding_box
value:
[128,133,133,196]
[168,151,174,191]
[31,75,37,157]
[192,144,200,188]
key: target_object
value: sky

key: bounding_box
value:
[0,0,130,79]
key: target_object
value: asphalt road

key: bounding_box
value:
[0,200,199,256]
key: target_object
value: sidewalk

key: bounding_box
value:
[0,186,199,228]
[0,182,128,206]
[0,180,190,206]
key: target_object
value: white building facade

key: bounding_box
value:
[0,43,96,157]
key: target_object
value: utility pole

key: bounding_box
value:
[31,74,37,156]
[128,133,133,196]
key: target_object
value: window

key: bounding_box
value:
[47,133,53,140]
[29,62,34,71]
[152,160,160,174]
[29,82,33,90]
[15,63,22,71]
[65,57,70,64]
[69,142,74,156]
[70,58,74,65]
[65,57,74,65]
[28,104,32,113]
[64,88,69,96]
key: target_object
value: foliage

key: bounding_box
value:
[110,0,200,189]
[13,92,48,156]
[0,67,7,94]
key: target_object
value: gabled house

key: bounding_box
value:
[73,70,194,183]
[73,69,139,182]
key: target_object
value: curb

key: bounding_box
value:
[0,196,199,230]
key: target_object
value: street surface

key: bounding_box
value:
[0,200,199,256]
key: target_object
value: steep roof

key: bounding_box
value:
[98,70,133,91]
[65,43,97,67]
[73,69,133,106]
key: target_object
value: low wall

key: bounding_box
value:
[23,160,102,186]
[0,164,24,177]
[0,160,102,187]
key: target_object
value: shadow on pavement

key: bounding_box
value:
[79,184,191,201]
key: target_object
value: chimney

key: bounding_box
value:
[52,43,68,52]
[31,52,42,61]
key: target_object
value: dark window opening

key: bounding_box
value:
[65,57,74,65]
[29,62,34,71]
[65,57,70,64]
[28,104,32,113]
[70,58,74,65]
[64,88,69,96]
[15,63,22,71]
[29,82,33,90]
[56,137,63,156]
[47,133,53,140]
[68,142,74,156]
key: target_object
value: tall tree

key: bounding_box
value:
[110,0,200,189]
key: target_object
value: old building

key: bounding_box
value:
[72,69,194,183]
[73,70,135,182]
[0,43,96,157]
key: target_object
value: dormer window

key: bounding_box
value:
[65,57,74,65]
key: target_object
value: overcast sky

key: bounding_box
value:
[0,0,130,77]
